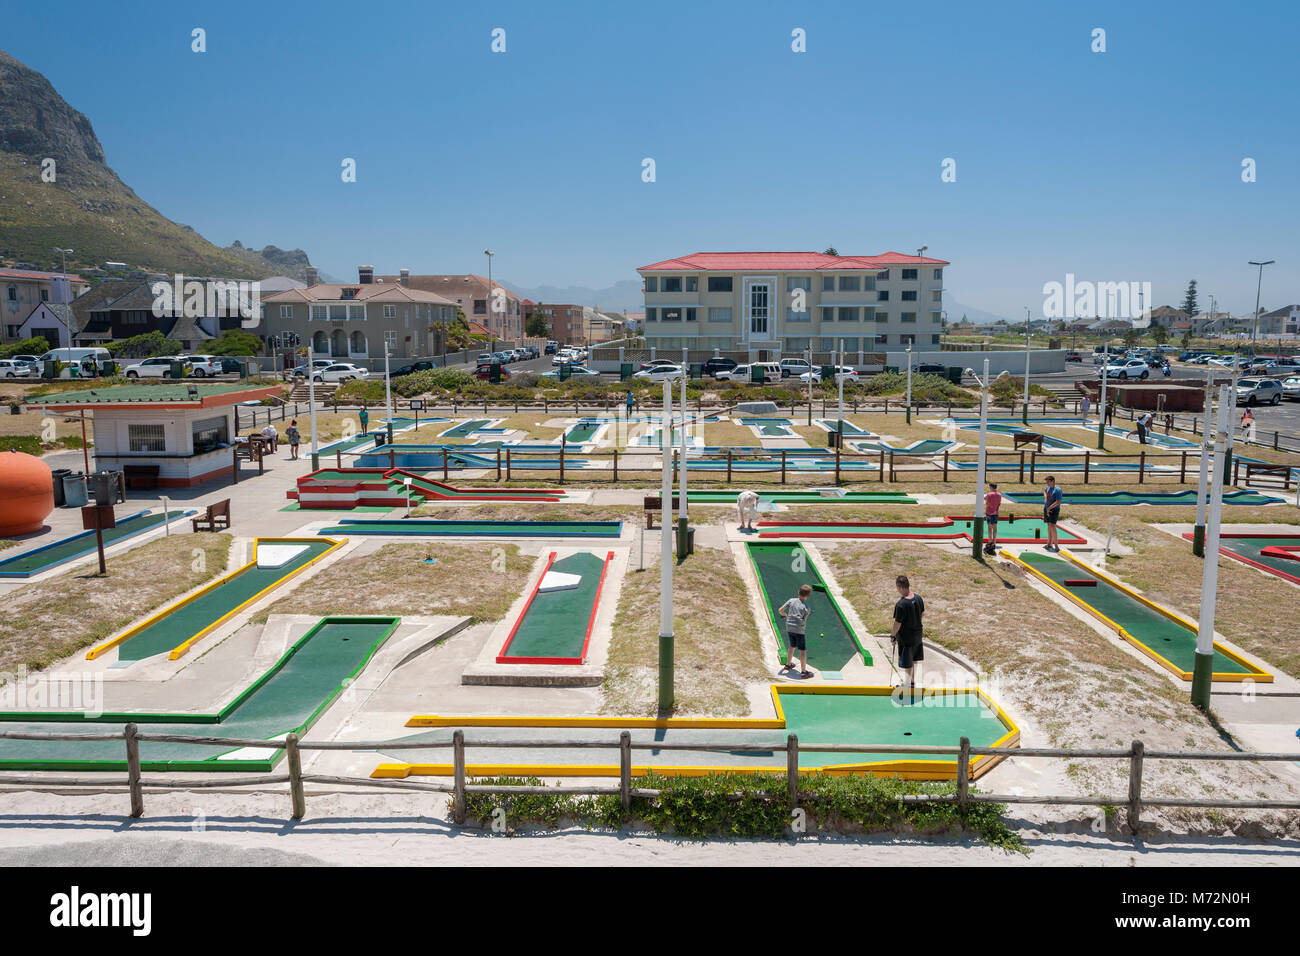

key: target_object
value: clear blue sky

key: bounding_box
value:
[5,0,1297,318]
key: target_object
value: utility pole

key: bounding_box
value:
[678,360,689,555]
[1097,339,1109,451]
[658,377,674,712]
[384,341,394,444]
[1193,369,1212,556]
[484,249,496,342]
[971,359,990,559]
[1191,384,1231,709]
[905,343,912,424]
[1022,306,1032,425]
[306,343,320,470]
[1248,260,1274,358]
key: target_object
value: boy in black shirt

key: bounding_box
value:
[891,574,925,691]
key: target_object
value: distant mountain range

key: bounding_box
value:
[945,299,1014,326]
[0,49,316,281]
[504,279,645,313]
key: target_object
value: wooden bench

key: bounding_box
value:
[1013,432,1044,452]
[643,495,681,529]
[123,464,160,490]
[192,498,231,532]
[1234,460,1294,491]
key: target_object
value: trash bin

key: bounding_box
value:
[947,367,963,384]
[62,473,89,508]
[43,360,58,379]
[690,363,703,380]
[91,471,118,505]
[827,430,842,449]
[751,365,765,384]
[51,468,71,507]
[169,360,185,379]
[620,362,634,381]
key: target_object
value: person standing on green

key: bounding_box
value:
[285,420,301,461]
[890,575,925,692]
[625,389,635,419]
[358,406,370,434]
[778,584,814,679]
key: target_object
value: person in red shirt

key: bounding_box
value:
[983,482,1002,555]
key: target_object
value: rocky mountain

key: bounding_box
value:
[0,49,314,280]
[507,278,644,313]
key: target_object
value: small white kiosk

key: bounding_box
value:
[30,382,281,487]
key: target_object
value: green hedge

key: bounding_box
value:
[462,771,1022,849]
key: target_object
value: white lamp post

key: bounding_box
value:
[306,343,320,470]
[1022,306,1032,425]
[1192,384,1231,709]
[969,360,991,558]
[658,377,674,711]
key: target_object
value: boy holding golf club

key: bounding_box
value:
[778,584,814,679]
[891,574,925,693]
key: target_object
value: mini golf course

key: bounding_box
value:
[1006,549,1271,682]
[496,551,614,664]
[0,617,398,772]
[290,468,565,509]
[746,543,871,671]
[689,490,918,505]
[816,419,874,437]
[87,538,343,663]
[757,516,1085,545]
[440,418,496,439]
[564,420,604,443]
[851,439,956,455]
[740,418,795,437]
[0,509,196,578]
[355,447,591,470]
[375,685,1019,780]
[954,423,1084,450]
[1004,489,1283,507]
[1100,425,1200,449]
[1183,532,1300,586]
[316,519,622,538]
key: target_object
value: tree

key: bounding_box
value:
[1183,280,1199,317]
[1152,325,1168,345]
[525,303,550,339]
[822,246,839,256]
[0,336,49,359]
[207,330,262,355]
[108,331,181,359]
[1180,331,1192,349]
[1123,328,1139,347]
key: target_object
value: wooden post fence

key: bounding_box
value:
[620,731,632,813]
[452,729,466,825]
[786,734,799,810]
[1127,739,1145,833]
[125,723,144,818]
[287,732,305,820]
[957,736,970,812]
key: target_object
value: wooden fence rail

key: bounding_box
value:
[1,727,1297,832]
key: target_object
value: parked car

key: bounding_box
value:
[1235,378,1283,406]
[1281,376,1300,401]
[544,341,559,354]
[1208,355,1244,368]
[313,363,366,383]
[476,352,494,365]
[913,362,945,375]
[702,357,738,378]
[391,360,436,378]
[720,362,782,383]
[779,358,813,378]
[177,354,223,377]
[1260,361,1300,378]
[292,359,335,377]
[1098,359,1150,380]
[123,357,180,378]
[799,366,858,385]
[1065,351,1084,363]
[474,364,512,381]
[0,359,35,378]
[638,359,679,371]
[632,364,684,382]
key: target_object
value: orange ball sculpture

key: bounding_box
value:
[0,451,55,536]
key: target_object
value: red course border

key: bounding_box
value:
[496,551,615,665]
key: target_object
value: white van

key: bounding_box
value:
[36,347,113,377]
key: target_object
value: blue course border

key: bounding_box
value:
[0,509,198,579]
[320,518,623,538]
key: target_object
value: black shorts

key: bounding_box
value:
[1045,508,1059,525]
[898,641,924,668]
[787,630,807,651]
[986,514,999,527]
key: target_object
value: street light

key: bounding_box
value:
[1022,306,1032,425]
[53,247,73,361]
[1248,259,1274,357]
[966,360,991,559]
[484,249,495,342]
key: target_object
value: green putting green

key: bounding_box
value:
[758,517,1084,543]
[318,519,621,538]
[498,552,608,662]
[113,539,337,662]
[689,490,917,504]
[1211,535,1300,584]
[440,418,492,439]
[564,422,602,443]
[1006,489,1283,507]
[746,543,870,671]
[0,510,192,578]
[1015,551,1257,678]
[0,618,397,772]
[779,691,1010,767]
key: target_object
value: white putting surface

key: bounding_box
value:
[256,544,310,569]
[538,570,582,592]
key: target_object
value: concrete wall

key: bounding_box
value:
[888,349,1067,375]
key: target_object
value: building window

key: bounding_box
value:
[707,307,731,323]
[933,269,942,280]
[473,299,486,314]
[128,423,166,453]
[839,307,859,322]
[786,277,810,293]
[901,312,917,323]
[838,276,860,292]
[877,291,889,302]
[901,290,917,301]
[329,305,348,321]
[5,325,20,337]
[820,307,836,323]
[838,337,860,350]
[786,337,810,351]
[821,276,835,292]
[875,311,889,323]
[40,289,49,302]
[310,305,327,321]
[660,308,682,322]
[932,290,943,302]
[786,308,810,323]
[644,277,658,293]
[646,308,657,322]
[383,305,397,319]
[707,276,732,293]
[876,270,890,281]
[932,334,941,344]
[930,311,942,323]
[6,286,15,302]
[191,415,229,452]
[902,268,918,281]
[384,330,398,348]
[279,305,293,318]
[662,277,682,293]
[685,277,697,292]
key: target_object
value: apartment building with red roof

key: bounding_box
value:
[637,250,948,360]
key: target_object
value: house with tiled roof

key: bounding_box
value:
[1256,304,1300,336]
[636,250,948,359]
[59,278,248,350]
[373,270,525,340]
[262,266,459,363]
[2,267,90,342]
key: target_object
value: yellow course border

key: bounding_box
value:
[1001,547,1271,683]
[85,537,346,662]
[378,684,1020,782]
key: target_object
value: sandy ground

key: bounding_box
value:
[0,790,1296,866]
